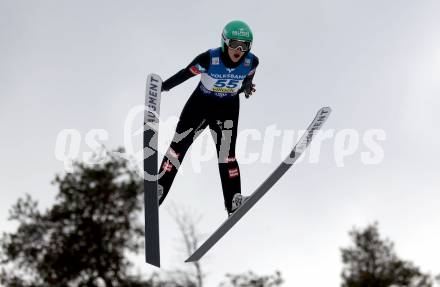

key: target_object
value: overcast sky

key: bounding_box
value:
[1,0,440,286]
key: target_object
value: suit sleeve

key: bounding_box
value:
[161,50,211,91]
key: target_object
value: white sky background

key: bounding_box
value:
[1,0,440,286]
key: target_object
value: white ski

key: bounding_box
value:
[185,106,332,262]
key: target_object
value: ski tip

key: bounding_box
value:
[147,73,162,82]
[319,106,332,115]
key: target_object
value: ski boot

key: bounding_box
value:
[157,184,164,203]
[228,193,249,217]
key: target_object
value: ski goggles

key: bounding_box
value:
[224,38,252,52]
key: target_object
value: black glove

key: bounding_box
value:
[242,81,256,98]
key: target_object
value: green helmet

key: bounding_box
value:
[221,20,253,52]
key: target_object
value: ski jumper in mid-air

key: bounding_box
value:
[157,20,259,216]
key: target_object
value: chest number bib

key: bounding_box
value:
[198,48,254,97]
[212,79,240,93]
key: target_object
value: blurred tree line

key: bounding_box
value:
[0,148,437,286]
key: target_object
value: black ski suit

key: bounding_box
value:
[158,48,259,213]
